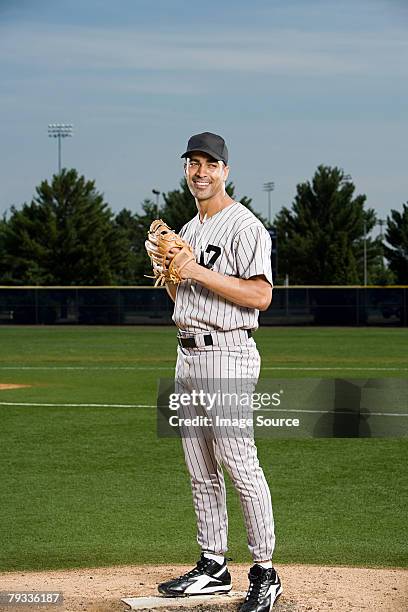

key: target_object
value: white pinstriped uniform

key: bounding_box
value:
[173,201,275,562]
[173,202,272,332]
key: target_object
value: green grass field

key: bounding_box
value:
[0,326,407,572]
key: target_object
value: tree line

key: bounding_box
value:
[0,167,406,285]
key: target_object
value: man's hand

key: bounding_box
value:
[166,247,200,281]
[145,220,196,286]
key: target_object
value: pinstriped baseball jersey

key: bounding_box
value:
[173,202,273,333]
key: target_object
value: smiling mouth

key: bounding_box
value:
[194,181,210,188]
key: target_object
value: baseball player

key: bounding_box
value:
[155,132,282,611]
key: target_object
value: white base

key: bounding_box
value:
[122,591,246,610]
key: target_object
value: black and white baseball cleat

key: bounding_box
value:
[158,553,232,597]
[239,564,282,611]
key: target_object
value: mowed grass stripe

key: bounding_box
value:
[0,401,156,407]
[0,365,406,370]
[0,326,407,367]
[0,401,406,419]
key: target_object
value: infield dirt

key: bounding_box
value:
[0,564,406,611]
[0,384,32,390]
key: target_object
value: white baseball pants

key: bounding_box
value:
[175,340,275,562]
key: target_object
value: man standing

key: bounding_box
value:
[156,132,282,611]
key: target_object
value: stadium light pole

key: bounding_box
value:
[48,123,73,174]
[263,181,275,225]
[363,220,367,286]
[152,189,160,216]
[377,218,385,269]
[342,173,370,285]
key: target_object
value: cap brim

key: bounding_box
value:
[181,147,225,163]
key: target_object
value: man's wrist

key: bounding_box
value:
[189,262,208,283]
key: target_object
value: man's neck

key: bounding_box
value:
[197,194,234,222]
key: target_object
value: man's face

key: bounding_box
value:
[185,152,229,202]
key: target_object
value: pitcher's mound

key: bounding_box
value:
[0,563,406,611]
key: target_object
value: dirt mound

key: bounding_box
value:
[0,564,406,611]
[0,384,31,390]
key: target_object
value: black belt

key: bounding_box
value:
[178,330,252,349]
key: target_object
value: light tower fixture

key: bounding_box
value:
[152,189,160,216]
[48,123,73,174]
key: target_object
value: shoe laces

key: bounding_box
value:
[177,557,213,580]
[245,569,273,603]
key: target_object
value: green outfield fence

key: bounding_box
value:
[0,286,406,326]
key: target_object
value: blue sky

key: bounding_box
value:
[1,0,407,226]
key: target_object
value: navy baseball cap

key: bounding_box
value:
[181,132,228,165]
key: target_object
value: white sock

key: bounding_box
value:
[203,552,225,565]
[256,561,272,569]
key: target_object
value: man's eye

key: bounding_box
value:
[208,164,218,170]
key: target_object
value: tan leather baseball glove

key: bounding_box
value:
[145,219,196,286]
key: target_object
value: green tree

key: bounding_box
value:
[274,165,381,284]
[114,201,158,285]
[384,203,408,284]
[0,169,126,285]
[0,217,6,278]
[368,259,396,285]
[113,208,140,284]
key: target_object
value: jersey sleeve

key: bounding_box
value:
[233,223,273,286]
